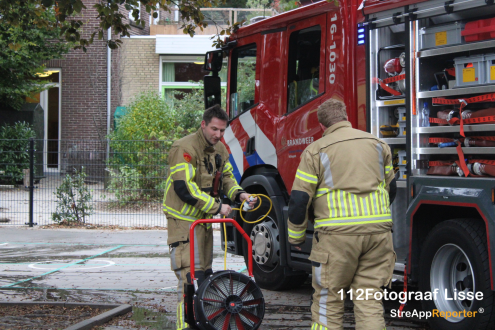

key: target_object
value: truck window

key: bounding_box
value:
[287,25,321,113]
[229,44,257,119]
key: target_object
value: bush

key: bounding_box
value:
[106,165,141,205]
[172,88,205,131]
[0,122,36,183]
[107,91,196,203]
[52,168,94,224]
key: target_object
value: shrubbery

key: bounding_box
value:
[52,168,94,224]
[0,122,36,183]
[107,91,204,203]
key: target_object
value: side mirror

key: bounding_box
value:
[204,75,221,109]
[204,50,223,72]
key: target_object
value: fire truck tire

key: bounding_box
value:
[241,201,308,291]
[419,219,495,330]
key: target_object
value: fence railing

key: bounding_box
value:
[0,138,174,227]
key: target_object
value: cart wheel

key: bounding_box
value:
[193,270,265,330]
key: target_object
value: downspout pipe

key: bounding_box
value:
[107,27,112,161]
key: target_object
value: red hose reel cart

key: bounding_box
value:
[183,218,265,330]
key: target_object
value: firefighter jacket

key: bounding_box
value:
[162,129,244,223]
[288,121,394,245]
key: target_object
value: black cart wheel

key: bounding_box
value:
[193,270,265,330]
[419,219,495,330]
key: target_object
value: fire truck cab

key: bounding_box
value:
[204,0,495,329]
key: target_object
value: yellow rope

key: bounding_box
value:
[223,221,227,270]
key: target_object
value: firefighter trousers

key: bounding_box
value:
[168,218,213,330]
[309,231,395,330]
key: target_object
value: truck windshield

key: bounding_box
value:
[229,44,257,119]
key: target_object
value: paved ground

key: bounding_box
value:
[0,227,429,329]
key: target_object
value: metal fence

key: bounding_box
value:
[0,139,172,227]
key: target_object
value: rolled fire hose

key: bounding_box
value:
[436,108,495,125]
[436,109,472,125]
[427,165,459,176]
[472,163,495,177]
[463,138,495,147]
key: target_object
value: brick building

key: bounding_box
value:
[35,2,271,173]
[38,1,173,170]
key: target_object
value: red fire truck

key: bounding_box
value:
[203,0,495,328]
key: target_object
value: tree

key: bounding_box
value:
[0,0,243,51]
[0,1,70,109]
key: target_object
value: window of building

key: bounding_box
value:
[229,44,257,119]
[129,1,141,21]
[159,56,227,103]
[287,25,321,113]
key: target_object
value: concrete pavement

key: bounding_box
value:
[0,227,429,329]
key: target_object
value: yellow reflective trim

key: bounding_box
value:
[315,214,391,221]
[227,185,242,200]
[359,196,366,216]
[223,162,233,173]
[163,206,198,221]
[332,190,338,217]
[295,174,317,184]
[296,169,318,184]
[348,193,355,217]
[182,164,215,212]
[288,228,306,238]
[337,191,344,217]
[316,188,330,198]
[381,184,388,213]
[327,191,334,217]
[315,219,392,227]
[380,186,386,213]
[180,303,184,329]
[297,169,317,179]
[170,164,185,171]
[367,195,373,215]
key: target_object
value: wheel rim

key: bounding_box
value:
[430,243,475,322]
[249,216,281,272]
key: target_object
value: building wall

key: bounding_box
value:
[118,37,160,107]
[46,0,152,141]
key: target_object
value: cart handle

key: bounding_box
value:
[189,218,253,283]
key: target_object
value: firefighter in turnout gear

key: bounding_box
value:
[163,105,256,330]
[288,99,397,330]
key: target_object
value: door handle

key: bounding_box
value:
[246,137,256,156]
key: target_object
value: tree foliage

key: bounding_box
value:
[0,0,244,51]
[0,1,70,109]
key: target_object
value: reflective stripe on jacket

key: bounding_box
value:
[288,121,394,244]
[162,129,243,224]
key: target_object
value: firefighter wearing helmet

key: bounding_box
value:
[288,98,397,330]
[162,104,255,330]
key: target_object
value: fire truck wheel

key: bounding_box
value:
[419,219,495,330]
[241,202,308,291]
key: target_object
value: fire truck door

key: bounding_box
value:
[225,34,278,180]
[277,14,326,192]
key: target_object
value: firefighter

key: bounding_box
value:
[163,104,256,330]
[288,99,397,330]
